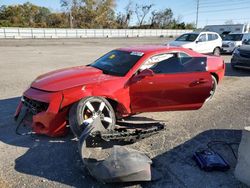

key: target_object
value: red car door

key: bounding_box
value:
[129,55,212,113]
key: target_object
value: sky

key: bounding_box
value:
[1,0,250,28]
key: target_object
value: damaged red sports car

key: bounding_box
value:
[14,46,225,137]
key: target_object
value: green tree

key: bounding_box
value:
[0,3,52,27]
[60,0,116,28]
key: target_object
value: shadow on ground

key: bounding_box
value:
[0,97,247,188]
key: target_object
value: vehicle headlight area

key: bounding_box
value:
[229,42,236,48]
[15,88,69,137]
[233,48,240,55]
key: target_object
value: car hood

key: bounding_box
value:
[31,66,117,92]
[169,41,192,47]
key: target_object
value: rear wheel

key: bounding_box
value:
[69,96,116,138]
[206,75,218,102]
[213,47,221,56]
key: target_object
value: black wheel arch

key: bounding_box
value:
[210,72,219,83]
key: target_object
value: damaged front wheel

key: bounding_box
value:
[69,96,116,138]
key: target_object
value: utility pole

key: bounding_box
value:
[69,0,73,28]
[196,0,200,29]
[69,8,73,28]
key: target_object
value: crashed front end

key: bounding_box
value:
[14,87,69,137]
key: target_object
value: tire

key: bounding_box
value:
[213,47,221,56]
[206,75,218,102]
[69,96,116,138]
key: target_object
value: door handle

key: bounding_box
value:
[197,78,208,84]
[190,78,208,86]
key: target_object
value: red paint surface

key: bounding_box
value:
[15,46,225,137]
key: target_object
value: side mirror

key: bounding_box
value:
[137,69,154,78]
[196,40,199,43]
[125,69,155,87]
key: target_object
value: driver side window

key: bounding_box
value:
[150,53,184,74]
[139,53,174,71]
[198,34,207,42]
[140,52,207,74]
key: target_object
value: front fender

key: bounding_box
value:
[61,85,93,108]
[61,85,131,117]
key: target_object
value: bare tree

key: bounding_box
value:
[124,0,133,26]
[149,8,173,29]
[60,0,74,28]
[150,10,157,28]
[135,4,153,27]
[115,1,134,28]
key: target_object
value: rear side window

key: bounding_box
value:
[213,34,219,40]
[208,34,219,41]
[208,34,213,41]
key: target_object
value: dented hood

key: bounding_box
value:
[31,66,116,92]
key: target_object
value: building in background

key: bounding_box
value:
[203,24,250,35]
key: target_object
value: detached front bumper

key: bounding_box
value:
[14,88,69,137]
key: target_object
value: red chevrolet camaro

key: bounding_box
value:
[15,45,225,137]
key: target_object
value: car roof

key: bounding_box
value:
[117,45,189,54]
[184,31,219,35]
[228,33,244,35]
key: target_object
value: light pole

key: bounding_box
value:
[196,0,200,28]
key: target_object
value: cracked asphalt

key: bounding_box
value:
[0,38,250,188]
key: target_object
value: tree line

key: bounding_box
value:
[0,1,195,29]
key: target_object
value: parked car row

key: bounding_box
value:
[231,42,250,70]
[168,31,250,71]
[221,33,250,53]
[168,31,222,56]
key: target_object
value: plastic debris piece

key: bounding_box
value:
[78,123,160,183]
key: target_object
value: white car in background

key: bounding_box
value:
[168,31,222,56]
[221,33,250,54]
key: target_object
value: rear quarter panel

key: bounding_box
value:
[206,56,225,82]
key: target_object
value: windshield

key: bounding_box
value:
[90,50,143,76]
[175,33,199,42]
[223,34,243,41]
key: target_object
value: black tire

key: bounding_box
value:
[206,75,218,102]
[69,96,116,138]
[213,47,221,56]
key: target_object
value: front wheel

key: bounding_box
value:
[213,47,221,56]
[69,96,116,138]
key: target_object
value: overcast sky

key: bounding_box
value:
[1,0,250,27]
